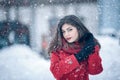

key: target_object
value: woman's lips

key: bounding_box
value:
[66,37,71,40]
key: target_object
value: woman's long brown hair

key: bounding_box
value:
[48,15,100,55]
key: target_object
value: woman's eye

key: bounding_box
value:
[68,29,72,31]
[62,31,65,33]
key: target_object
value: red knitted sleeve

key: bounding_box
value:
[88,45,103,75]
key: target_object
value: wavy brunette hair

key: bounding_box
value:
[48,15,100,54]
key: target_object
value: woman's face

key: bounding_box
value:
[61,23,79,43]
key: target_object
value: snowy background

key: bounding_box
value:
[0,0,120,80]
[0,35,120,80]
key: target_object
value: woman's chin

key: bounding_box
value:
[67,41,75,43]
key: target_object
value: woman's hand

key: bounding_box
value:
[74,33,96,62]
[79,33,94,43]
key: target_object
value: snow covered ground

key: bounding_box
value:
[0,35,120,80]
[0,45,54,80]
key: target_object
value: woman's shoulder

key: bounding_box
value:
[51,49,62,55]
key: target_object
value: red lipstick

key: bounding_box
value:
[66,37,71,40]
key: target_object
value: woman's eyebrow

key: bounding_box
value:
[66,27,72,30]
[62,26,72,31]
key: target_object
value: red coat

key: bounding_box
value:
[50,45,103,80]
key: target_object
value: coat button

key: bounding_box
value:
[92,63,95,67]
[68,60,73,64]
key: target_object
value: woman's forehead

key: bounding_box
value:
[62,24,75,30]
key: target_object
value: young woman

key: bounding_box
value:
[48,15,103,80]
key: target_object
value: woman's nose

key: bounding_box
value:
[64,32,69,37]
